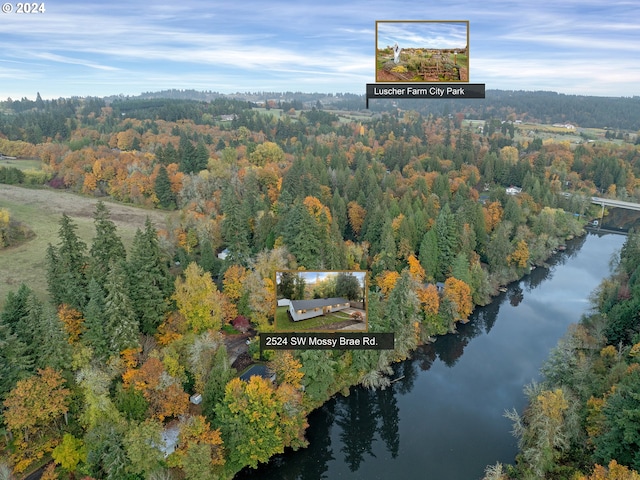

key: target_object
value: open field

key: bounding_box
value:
[251,107,286,117]
[0,158,44,170]
[0,185,175,306]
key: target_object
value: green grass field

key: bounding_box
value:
[275,306,354,332]
[0,185,174,307]
[0,158,44,170]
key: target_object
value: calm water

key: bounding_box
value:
[238,232,626,480]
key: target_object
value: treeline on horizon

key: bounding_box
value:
[2,89,640,131]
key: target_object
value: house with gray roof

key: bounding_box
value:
[289,297,350,322]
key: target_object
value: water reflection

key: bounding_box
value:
[238,233,624,480]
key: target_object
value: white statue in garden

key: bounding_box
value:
[393,43,401,64]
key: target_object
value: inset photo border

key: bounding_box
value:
[275,270,368,333]
[376,20,469,83]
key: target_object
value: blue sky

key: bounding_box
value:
[277,271,366,289]
[377,22,468,50]
[1,0,638,99]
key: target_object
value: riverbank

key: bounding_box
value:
[237,227,612,479]
[502,231,640,478]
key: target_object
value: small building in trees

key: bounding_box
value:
[217,248,229,260]
[289,297,350,322]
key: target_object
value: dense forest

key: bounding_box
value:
[1,91,640,479]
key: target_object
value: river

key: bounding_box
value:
[237,232,626,480]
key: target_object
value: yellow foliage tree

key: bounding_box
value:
[303,196,332,224]
[268,351,304,389]
[250,141,285,166]
[222,264,247,302]
[376,271,400,298]
[500,145,519,164]
[580,460,640,479]
[0,208,10,226]
[173,262,223,333]
[507,239,530,268]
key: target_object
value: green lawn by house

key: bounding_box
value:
[275,306,353,332]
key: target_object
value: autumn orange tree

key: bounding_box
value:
[407,254,426,282]
[122,356,189,422]
[57,304,84,344]
[347,201,366,237]
[443,277,473,322]
[3,367,71,472]
[483,201,503,232]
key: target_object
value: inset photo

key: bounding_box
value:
[275,271,367,332]
[376,20,469,82]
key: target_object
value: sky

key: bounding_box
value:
[1,0,639,99]
[277,271,366,289]
[377,21,468,50]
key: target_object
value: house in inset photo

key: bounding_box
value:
[289,297,351,322]
[276,270,367,332]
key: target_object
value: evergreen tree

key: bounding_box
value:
[89,201,126,289]
[277,271,296,300]
[179,134,198,173]
[287,206,322,269]
[164,142,178,165]
[47,214,88,309]
[434,204,458,280]
[198,239,218,275]
[451,252,472,286]
[221,185,251,264]
[36,302,72,371]
[376,219,397,273]
[335,272,361,301]
[128,218,169,335]
[104,261,139,355]
[14,292,42,360]
[83,278,108,358]
[0,316,32,403]
[155,165,176,209]
[0,284,33,332]
[194,141,209,172]
[385,271,420,359]
[46,243,64,305]
[201,346,234,422]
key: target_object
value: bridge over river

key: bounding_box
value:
[591,196,640,212]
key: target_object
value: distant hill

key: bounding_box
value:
[3,89,639,131]
[367,90,640,131]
